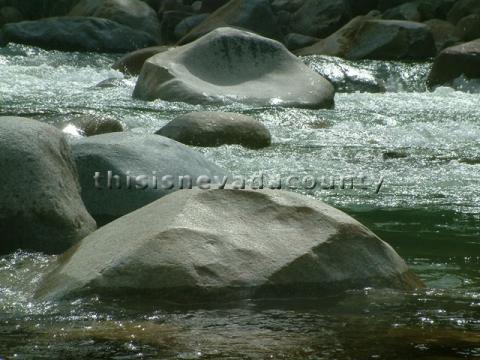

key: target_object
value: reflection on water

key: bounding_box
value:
[0,44,479,359]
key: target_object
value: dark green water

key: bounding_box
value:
[0,44,479,359]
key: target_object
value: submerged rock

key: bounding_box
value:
[36,189,422,301]
[1,17,157,52]
[112,46,171,75]
[0,117,96,255]
[297,16,436,60]
[427,39,480,87]
[178,0,282,45]
[156,111,271,148]
[69,0,161,37]
[133,27,335,109]
[71,132,226,225]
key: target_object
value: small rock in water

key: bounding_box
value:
[61,114,124,137]
[156,111,272,149]
[383,151,408,160]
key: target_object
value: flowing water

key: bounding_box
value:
[0,44,479,359]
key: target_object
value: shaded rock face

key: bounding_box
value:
[456,14,480,41]
[178,0,281,45]
[133,27,335,109]
[69,0,161,38]
[71,132,226,225]
[447,0,480,24]
[290,0,352,38]
[0,117,96,255]
[297,17,436,61]
[174,13,209,40]
[427,39,480,87]
[36,189,422,302]
[5,0,80,19]
[283,33,319,51]
[112,45,170,75]
[1,17,157,52]
[0,6,23,25]
[424,19,460,51]
[156,111,271,148]
[382,2,421,22]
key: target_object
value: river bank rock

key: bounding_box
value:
[71,132,226,225]
[156,111,271,148]
[1,17,157,52]
[427,38,480,87]
[290,0,352,38]
[36,189,422,302]
[296,16,436,60]
[133,27,334,109]
[178,0,282,45]
[69,0,161,38]
[112,45,171,75]
[0,117,96,255]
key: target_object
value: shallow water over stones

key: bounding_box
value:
[0,44,479,359]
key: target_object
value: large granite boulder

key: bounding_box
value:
[156,111,271,148]
[112,45,170,75]
[133,27,335,108]
[290,0,352,38]
[427,39,480,87]
[69,0,161,37]
[296,16,436,60]
[178,0,282,45]
[0,117,96,255]
[36,189,422,301]
[71,132,226,225]
[1,17,157,52]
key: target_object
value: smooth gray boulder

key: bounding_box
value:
[71,132,226,225]
[36,189,423,301]
[133,27,335,109]
[156,111,271,148]
[427,39,480,87]
[112,45,171,75]
[1,17,157,52]
[290,0,352,38]
[178,0,282,45]
[0,117,96,255]
[297,16,436,60]
[69,0,161,38]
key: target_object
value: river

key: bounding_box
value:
[0,44,479,359]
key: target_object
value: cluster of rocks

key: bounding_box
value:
[0,116,422,302]
[0,0,478,88]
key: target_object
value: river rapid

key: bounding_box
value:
[0,44,479,359]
